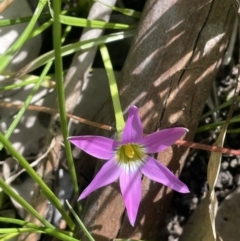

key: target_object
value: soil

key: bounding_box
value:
[160,51,240,240]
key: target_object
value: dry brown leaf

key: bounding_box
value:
[180,32,240,238]
[180,173,219,241]
[180,109,228,241]
[180,193,215,241]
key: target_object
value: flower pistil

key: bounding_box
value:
[115,144,146,172]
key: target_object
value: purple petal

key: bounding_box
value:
[68,136,119,160]
[119,170,142,226]
[122,106,143,144]
[141,127,188,153]
[78,158,121,200]
[141,157,189,193]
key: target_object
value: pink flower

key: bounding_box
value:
[68,106,189,226]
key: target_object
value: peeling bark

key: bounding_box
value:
[79,0,235,240]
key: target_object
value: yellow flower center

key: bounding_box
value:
[124,144,135,158]
[116,143,146,164]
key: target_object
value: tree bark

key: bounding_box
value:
[78,0,235,240]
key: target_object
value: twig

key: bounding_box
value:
[1,103,240,156]
[175,140,240,156]
[0,101,113,131]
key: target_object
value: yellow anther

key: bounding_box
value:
[124,144,135,159]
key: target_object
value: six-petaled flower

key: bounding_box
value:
[68,106,189,226]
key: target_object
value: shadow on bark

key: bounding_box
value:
[76,0,235,240]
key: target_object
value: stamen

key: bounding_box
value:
[115,143,146,171]
[124,144,135,158]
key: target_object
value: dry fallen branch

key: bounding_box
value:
[1,101,240,156]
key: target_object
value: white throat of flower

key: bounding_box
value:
[115,144,146,173]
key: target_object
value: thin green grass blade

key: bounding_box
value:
[59,14,135,29]
[0,0,48,72]
[95,0,142,18]
[0,178,54,229]
[66,200,95,241]
[0,217,77,241]
[227,128,240,133]
[0,62,52,150]
[0,75,52,91]
[197,115,240,132]
[201,96,240,120]
[0,233,19,241]
[0,228,79,241]
[99,44,125,135]
[0,15,71,149]
[0,14,50,27]
[0,8,75,229]
[0,217,73,236]
[53,0,78,196]
[0,228,44,234]
[29,10,69,39]
[29,19,53,39]
[0,134,75,229]
[18,30,135,75]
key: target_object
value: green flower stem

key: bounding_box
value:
[0,133,75,229]
[53,0,78,195]
[66,200,95,241]
[99,44,125,135]
[197,115,240,133]
[29,11,70,40]
[20,30,135,74]
[0,76,51,91]
[0,14,50,27]
[59,14,134,29]
[0,0,48,72]
[29,19,53,39]
[0,178,54,229]
[0,228,44,234]
[0,78,36,91]
[0,217,73,236]
[201,96,240,120]
[0,233,19,241]
[0,227,79,241]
